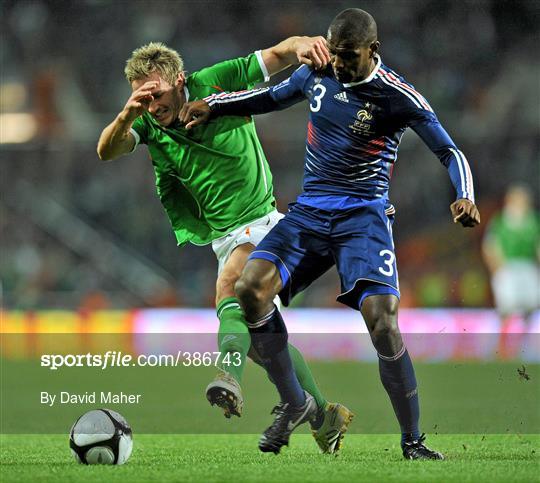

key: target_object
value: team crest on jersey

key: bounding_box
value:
[349,102,375,135]
[356,108,373,122]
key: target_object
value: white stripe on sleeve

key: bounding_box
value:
[378,75,422,109]
[449,147,469,200]
[254,50,270,82]
[129,128,140,152]
[209,88,270,106]
[458,149,475,202]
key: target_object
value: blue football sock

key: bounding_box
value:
[247,306,306,407]
[378,346,421,446]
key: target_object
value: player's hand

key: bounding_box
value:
[294,36,330,70]
[450,199,481,228]
[179,100,212,130]
[121,81,158,123]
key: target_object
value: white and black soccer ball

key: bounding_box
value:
[69,409,133,465]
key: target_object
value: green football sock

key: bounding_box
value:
[218,298,327,408]
[288,343,328,409]
[216,297,251,383]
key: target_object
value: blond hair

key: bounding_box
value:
[124,42,184,85]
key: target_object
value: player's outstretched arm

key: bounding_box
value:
[97,81,158,161]
[181,59,311,130]
[261,36,330,75]
[180,85,297,130]
[407,112,481,228]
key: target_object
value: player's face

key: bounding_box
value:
[131,72,185,127]
[328,39,378,84]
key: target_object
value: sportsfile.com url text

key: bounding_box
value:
[40,351,242,370]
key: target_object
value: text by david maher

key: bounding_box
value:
[40,391,142,406]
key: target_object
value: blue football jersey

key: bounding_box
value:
[207,55,475,209]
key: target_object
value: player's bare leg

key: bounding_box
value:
[236,260,318,453]
[206,244,254,417]
[209,245,339,438]
[235,259,281,321]
[361,294,443,460]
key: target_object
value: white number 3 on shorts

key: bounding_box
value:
[378,249,395,277]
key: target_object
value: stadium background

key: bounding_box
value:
[0,0,539,440]
[1,5,539,483]
[1,0,538,311]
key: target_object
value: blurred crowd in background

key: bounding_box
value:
[1,0,538,310]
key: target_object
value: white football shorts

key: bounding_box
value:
[212,210,284,275]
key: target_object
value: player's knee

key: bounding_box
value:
[362,295,400,339]
[234,274,268,313]
[371,318,400,345]
[362,294,399,320]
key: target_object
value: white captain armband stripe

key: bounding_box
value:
[129,128,140,152]
[254,50,270,82]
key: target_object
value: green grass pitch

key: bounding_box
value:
[2,360,539,434]
[1,433,538,482]
[1,359,539,481]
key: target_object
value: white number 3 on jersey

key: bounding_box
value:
[378,249,395,277]
[310,84,326,112]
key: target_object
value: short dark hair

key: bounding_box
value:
[328,8,377,47]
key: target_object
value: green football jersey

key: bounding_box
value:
[486,212,539,261]
[131,52,275,246]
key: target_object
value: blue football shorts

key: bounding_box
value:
[249,200,400,311]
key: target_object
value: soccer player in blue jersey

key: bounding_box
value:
[181,8,481,459]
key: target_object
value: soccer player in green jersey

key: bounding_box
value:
[97,37,353,453]
[482,184,539,318]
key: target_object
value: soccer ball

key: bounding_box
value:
[69,409,133,465]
